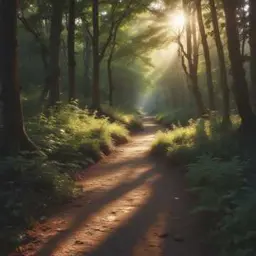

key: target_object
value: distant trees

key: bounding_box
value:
[0,0,151,155]
[140,0,256,130]
[2,0,256,156]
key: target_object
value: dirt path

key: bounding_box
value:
[19,117,206,256]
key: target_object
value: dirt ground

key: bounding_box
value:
[16,117,208,256]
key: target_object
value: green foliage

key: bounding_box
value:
[151,116,241,165]
[156,109,195,127]
[27,103,130,166]
[187,155,244,213]
[187,156,256,256]
[102,105,144,132]
[151,114,256,255]
[216,188,256,256]
[0,155,79,251]
[1,103,131,252]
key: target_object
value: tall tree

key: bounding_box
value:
[209,0,230,125]
[107,41,116,107]
[91,0,100,109]
[179,0,206,116]
[48,0,65,106]
[249,0,256,109]
[68,0,76,101]
[222,0,256,130]
[196,0,215,110]
[0,0,36,155]
[83,22,92,98]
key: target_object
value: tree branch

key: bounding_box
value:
[99,0,135,62]
[18,13,49,70]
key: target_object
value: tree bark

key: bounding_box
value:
[190,7,206,116]
[209,0,230,125]
[249,0,256,110]
[92,0,100,110]
[196,0,215,110]
[48,0,65,106]
[83,23,92,98]
[181,0,206,116]
[222,0,256,130]
[0,0,37,156]
[68,0,76,102]
[107,54,114,107]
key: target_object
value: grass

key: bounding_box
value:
[1,103,130,253]
[151,114,256,255]
[156,109,196,127]
[101,105,144,132]
[151,116,241,164]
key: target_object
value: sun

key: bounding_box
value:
[168,11,186,32]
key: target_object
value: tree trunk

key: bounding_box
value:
[209,0,230,125]
[222,0,256,130]
[107,56,114,107]
[249,0,256,110]
[181,0,206,116]
[83,24,92,98]
[190,7,206,116]
[92,0,100,110]
[0,0,37,156]
[68,0,76,102]
[48,0,65,106]
[196,0,215,110]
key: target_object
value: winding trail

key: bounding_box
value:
[20,117,206,256]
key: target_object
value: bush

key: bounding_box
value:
[187,155,256,256]
[156,109,196,127]
[151,114,256,255]
[27,103,130,167]
[151,117,241,165]
[0,155,79,252]
[101,105,144,132]
[1,103,131,253]
[187,155,244,213]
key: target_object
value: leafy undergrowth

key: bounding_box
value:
[1,103,130,253]
[101,105,144,132]
[151,115,256,255]
[156,109,196,128]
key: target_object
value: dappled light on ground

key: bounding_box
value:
[20,118,206,256]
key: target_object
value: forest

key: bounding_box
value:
[1,0,256,255]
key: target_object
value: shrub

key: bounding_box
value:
[187,155,256,256]
[187,155,244,213]
[0,155,79,252]
[156,109,196,127]
[27,103,130,166]
[151,114,256,255]
[101,105,144,132]
[216,188,256,256]
[1,103,131,253]
[151,117,241,165]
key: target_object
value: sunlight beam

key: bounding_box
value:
[168,11,186,32]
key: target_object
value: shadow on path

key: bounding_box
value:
[20,116,206,256]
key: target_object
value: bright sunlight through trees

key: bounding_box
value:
[168,11,186,32]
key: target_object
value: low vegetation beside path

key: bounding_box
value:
[1,104,142,252]
[101,105,144,132]
[151,114,256,256]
